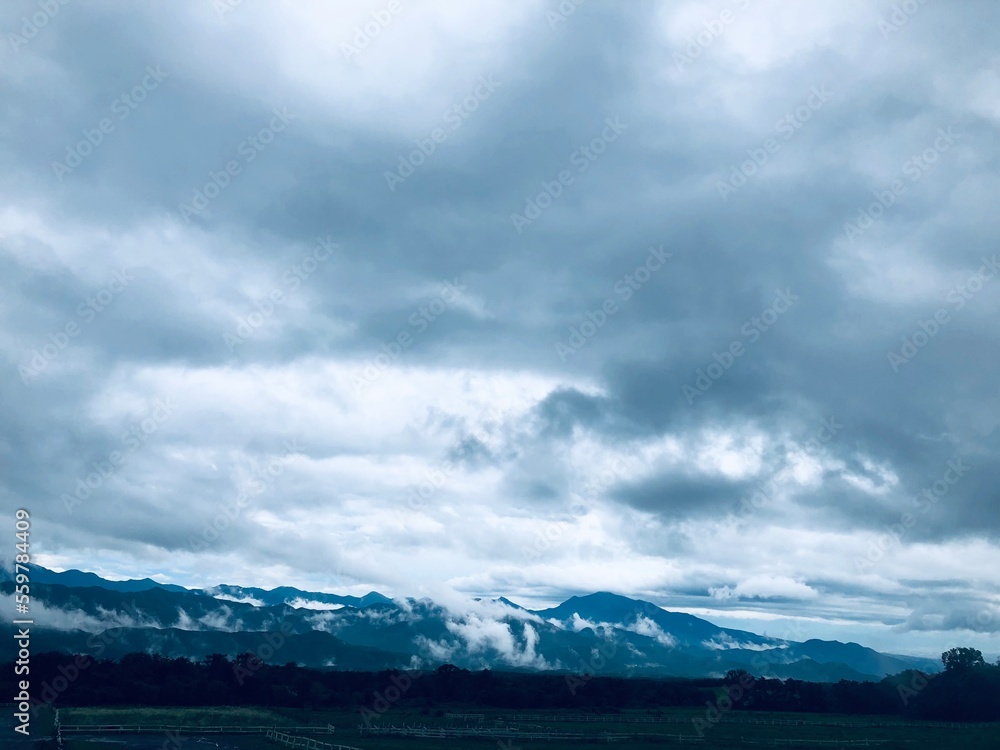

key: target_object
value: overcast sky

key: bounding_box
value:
[2,0,999,659]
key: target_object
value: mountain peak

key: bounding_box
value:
[11,565,943,682]
[534,591,657,624]
[575,591,642,603]
[496,596,526,609]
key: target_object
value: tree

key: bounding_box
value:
[941,647,985,672]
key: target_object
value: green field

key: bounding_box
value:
[61,705,298,727]
[54,705,1000,750]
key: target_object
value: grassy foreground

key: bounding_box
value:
[57,704,1000,750]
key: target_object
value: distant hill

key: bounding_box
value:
[11,566,189,594]
[3,565,940,681]
[207,583,392,609]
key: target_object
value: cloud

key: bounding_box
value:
[209,591,266,607]
[2,0,999,660]
[286,598,345,611]
[197,605,244,632]
[710,576,820,601]
[702,632,785,652]
[0,594,158,633]
[627,615,678,647]
[444,614,557,670]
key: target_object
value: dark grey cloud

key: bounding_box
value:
[617,474,755,518]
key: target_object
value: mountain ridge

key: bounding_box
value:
[4,565,941,682]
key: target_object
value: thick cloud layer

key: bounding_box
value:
[1,0,998,659]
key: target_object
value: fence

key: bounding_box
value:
[265,728,362,750]
[362,723,703,743]
[737,741,894,747]
[60,724,328,735]
[487,713,979,730]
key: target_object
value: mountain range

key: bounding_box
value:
[0,565,940,682]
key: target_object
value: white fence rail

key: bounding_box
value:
[265,728,361,750]
[61,724,328,735]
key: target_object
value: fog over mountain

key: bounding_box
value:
[1,0,998,665]
[0,566,942,681]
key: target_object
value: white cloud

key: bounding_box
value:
[627,614,678,647]
[286,598,345,611]
[210,591,266,607]
[443,614,557,670]
[710,575,819,601]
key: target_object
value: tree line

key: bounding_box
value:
[3,646,997,722]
